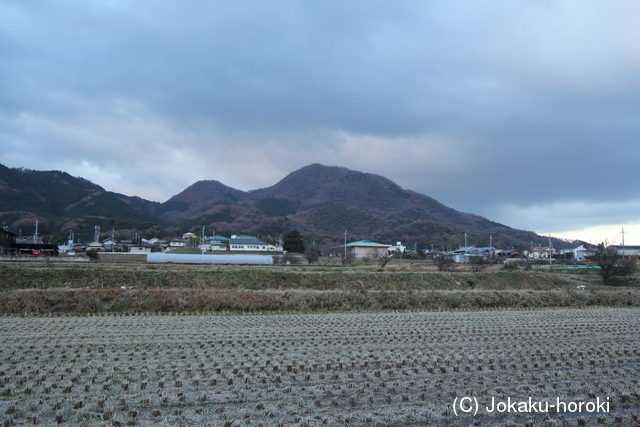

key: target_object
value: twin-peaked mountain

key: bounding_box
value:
[155,164,555,248]
[0,163,562,248]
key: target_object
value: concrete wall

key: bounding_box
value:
[98,253,148,263]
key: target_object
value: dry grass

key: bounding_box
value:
[0,287,639,315]
[0,261,603,292]
[1,261,637,314]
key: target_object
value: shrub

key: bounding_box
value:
[85,250,100,261]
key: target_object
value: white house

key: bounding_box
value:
[129,243,152,254]
[198,242,228,251]
[167,238,189,249]
[558,243,592,261]
[199,236,229,252]
[612,245,640,257]
[229,235,278,252]
[387,241,406,255]
[102,237,118,251]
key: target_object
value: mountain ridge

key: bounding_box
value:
[0,162,565,249]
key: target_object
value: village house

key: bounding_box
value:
[86,241,105,252]
[198,235,230,252]
[229,235,279,252]
[496,249,522,257]
[129,242,152,253]
[496,249,525,263]
[101,237,118,251]
[0,228,17,255]
[557,243,592,261]
[341,240,391,259]
[445,246,496,263]
[611,245,640,257]
[527,246,555,259]
[387,241,406,255]
[167,238,189,249]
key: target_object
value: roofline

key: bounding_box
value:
[343,241,391,247]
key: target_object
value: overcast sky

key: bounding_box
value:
[2,1,640,244]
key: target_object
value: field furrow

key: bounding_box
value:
[1,308,639,426]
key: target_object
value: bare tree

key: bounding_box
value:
[281,253,299,265]
[586,243,637,285]
[340,250,355,266]
[432,253,455,271]
[373,248,391,269]
[467,255,490,272]
[304,244,321,264]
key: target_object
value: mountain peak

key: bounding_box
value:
[167,180,245,204]
[157,180,247,222]
[0,162,567,248]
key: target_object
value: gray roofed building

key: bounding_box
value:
[229,236,279,252]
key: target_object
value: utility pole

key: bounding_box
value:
[344,230,347,258]
[622,228,625,260]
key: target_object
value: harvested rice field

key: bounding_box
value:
[1,307,639,426]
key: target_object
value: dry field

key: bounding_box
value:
[1,308,639,426]
[3,261,640,314]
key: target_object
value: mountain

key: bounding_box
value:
[0,162,565,249]
[0,164,159,239]
[156,164,561,248]
[158,180,246,223]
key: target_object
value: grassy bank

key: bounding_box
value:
[1,287,639,314]
[0,262,592,291]
[1,262,637,314]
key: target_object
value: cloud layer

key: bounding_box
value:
[2,1,640,243]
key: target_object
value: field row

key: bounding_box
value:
[1,308,640,426]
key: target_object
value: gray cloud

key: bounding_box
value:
[2,0,640,242]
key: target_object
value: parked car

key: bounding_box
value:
[31,250,43,255]
[67,250,76,256]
